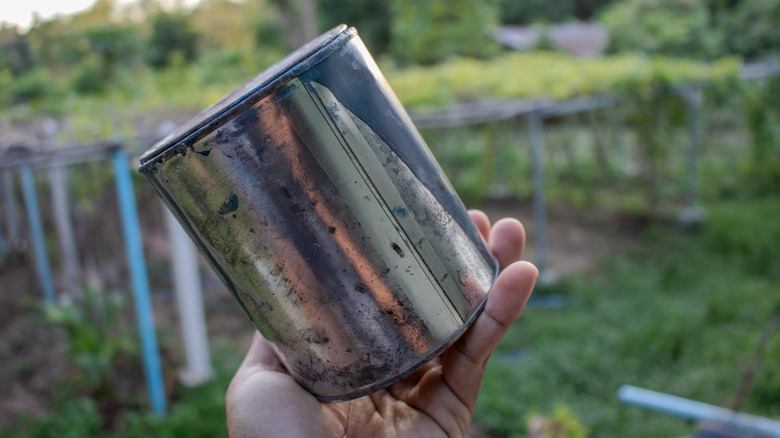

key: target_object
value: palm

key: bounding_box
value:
[227,211,538,438]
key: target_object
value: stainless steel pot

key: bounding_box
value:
[138,25,498,401]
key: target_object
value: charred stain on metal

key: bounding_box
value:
[218,192,239,215]
[136,25,499,403]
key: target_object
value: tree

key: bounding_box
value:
[0,24,33,77]
[501,0,617,24]
[716,0,780,60]
[318,0,392,54]
[390,0,502,64]
[268,0,319,49]
[146,12,199,69]
[599,0,721,59]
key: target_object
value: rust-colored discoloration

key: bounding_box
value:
[138,28,497,401]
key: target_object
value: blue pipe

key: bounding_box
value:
[20,166,55,301]
[112,148,167,414]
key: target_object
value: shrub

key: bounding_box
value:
[599,0,721,59]
[8,68,61,104]
[389,0,502,64]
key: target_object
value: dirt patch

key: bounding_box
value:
[478,199,641,277]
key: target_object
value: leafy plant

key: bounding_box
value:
[715,0,780,60]
[599,0,722,59]
[389,0,502,64]
[146,12,199,69]
[526,404,590,438]
[40,289,143,424]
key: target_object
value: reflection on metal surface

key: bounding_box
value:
[139,25,497,401]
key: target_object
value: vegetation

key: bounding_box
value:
[599,0,780,61]
[476,196,780,437]
[389,52,738,107]
[2,0,780,437]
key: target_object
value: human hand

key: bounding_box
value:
[226,210,538,437]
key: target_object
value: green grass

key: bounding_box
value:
[475,195,780,437]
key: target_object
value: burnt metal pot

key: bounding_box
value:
[138,25,498,402]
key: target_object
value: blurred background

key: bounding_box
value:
[1,0,779,436]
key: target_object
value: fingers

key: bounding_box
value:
[441,260,538,410]
[468,211,527,270]
[236,332,286,376]
[489,218,526,270]
[468,210,491,242]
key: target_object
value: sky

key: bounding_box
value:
[1,0,97,29]
[0,0,201,30]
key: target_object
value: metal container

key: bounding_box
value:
[138,25,498,401]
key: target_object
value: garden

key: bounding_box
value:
[1,0,779,436]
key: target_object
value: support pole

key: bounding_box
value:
[49,165,83,301]
[20,165,55,302]
[679,87,706,225]
[112,148,167,414]
[163,205,213,386]
[0,208,5,258]
[619,385,780,437]
[528,113,553,281]
[2,171,19,249]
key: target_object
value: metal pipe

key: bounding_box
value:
[49,165,83,301]
[618,385,780,437]
[112,148,167,414]
[163,205,213,386]
[686,89,701,209]
[679,88,706,225]
[20,165,55,301]
[3,171,19,250]
[528,112,549,275]
[0,208,5,258]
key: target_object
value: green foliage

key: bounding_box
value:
[41,291,138,390]
[475,195,780,436]
[6,398,103,438]
[5,374,233,438]
[599,0,721,59]
[501,0,617,24]
[319,0,392,53]
[79,26,144,80]
[704,197,780,276]
[70,55,110,95]
[146,12,199,69]
[741,77,780,186]
[389,0,502,64]
[7,68,62,104]
[0,25,34,77]
[386,51,740,108]
[715,0,780,60]
[526,404,590,438]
